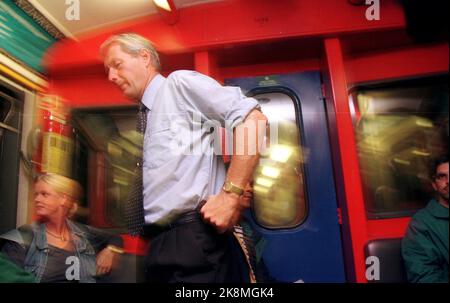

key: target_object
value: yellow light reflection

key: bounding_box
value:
[415,118,433,128]
[255,177,274,188]
[393,158,411,165]
[412,150,431,156]
[253,185,269,195]
[261,166,280,179]
[270,145,292,163]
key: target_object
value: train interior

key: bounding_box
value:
[0,0,448,282]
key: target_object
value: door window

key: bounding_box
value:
[251,92,307,229]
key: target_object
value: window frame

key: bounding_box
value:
[246,86,310,230]
[349,74,449,219]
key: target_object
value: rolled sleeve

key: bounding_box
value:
[225,94,260,130]
[170,70,259,128]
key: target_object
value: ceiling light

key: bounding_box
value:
[153,0,171,11]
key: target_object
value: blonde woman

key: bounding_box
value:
[0,173,123,283]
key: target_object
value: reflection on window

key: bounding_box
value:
[251,92,306,229]
[352,76,449,218]
[0,86,23,234]
[106,112,142,226]
[73,108,141,227]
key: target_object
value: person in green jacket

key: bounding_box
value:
[402,156,449,283]
[0,252,36,283]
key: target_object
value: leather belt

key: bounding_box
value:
[143,210,201,239]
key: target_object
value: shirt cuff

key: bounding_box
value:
[226,98,260,130]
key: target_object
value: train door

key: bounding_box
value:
[226,72,346,282]
[0,81,24,234]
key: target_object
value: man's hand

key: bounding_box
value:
[240,182,253,209]
[95,247,117,276]
[200,191,243,234]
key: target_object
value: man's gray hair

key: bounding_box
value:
[100,33,161,71]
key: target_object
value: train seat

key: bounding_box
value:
[364,238,408,283]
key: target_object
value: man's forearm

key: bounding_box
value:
[200,109,267,232]
[226,109,267,190]
[226,153,259,190]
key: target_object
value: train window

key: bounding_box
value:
[250,92,307,229]
[70,131,89,224]
[72,108,141,228]
[105,110,142,226]
[0,83,23,234]
[351,75,449,218]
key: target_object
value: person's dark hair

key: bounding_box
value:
[430,155,448,179]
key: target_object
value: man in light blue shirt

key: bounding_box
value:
[101,33,267,282]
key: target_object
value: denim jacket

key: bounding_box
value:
[0,220,102,283]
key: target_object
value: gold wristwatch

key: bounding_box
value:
[222,181,244,196]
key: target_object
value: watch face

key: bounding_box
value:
[223,182,242,195]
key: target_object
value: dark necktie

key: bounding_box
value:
[124,103,147,236]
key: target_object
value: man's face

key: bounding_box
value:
[432,162,449,203]
[103,43,150,101]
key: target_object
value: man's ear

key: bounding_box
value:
[139,49,152,68]
[431,180,438,192]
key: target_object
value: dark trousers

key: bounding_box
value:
[144,216,248,283]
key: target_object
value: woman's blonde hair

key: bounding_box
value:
[36,173,83,217]
[99,33,161,71]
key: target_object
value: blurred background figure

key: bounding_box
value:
[0,252,36,283]
[402,156,449,283]
[0,173,123,283]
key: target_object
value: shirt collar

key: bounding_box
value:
[141,73,165,111]
[427,199,449,219]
